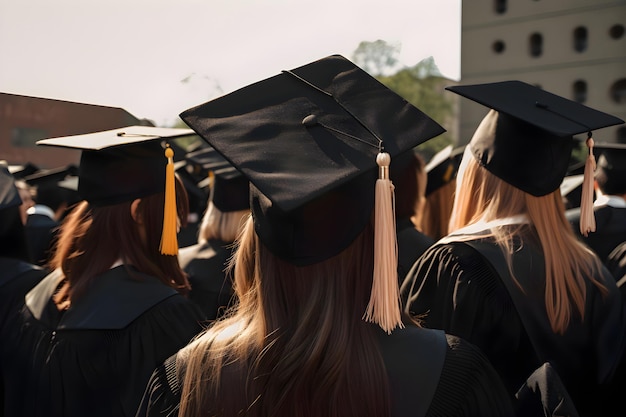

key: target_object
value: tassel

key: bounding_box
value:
[160,144,179,255]
[363,152,404,334]
[579,136,596,237]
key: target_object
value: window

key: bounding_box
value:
[492,40,506,53]
[529,33,543,57]
[11,127,49,147]
[573,26,588,52]
[573,80,587,103]
[610,79,626,104]
[617,127,626,144]
[610,24,624,40]
[494,0,507,14]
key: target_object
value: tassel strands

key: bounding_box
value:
[579,135,596,237]
[160,144,179,255]
[363,152,404,334]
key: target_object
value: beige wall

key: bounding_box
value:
[457,0,626,145]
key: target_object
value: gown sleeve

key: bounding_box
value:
[136,354,182,417]
[426,334,515,417]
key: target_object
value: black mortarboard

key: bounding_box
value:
[0,165,22,211]
[8,162,40,179]
[425,145,458,196]
[594,142,626,194]
[180,54,445,265]
[36,126,195,206]
[446,80,624,196]
[181,54,445,333]
[23,165,78,187]
[36,126,196,255]
[186,147,249,212]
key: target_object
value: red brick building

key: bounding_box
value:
[0,93,152,169]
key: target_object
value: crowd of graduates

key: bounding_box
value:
[0,54,625,417]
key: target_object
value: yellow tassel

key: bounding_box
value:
[160,144,179,255]
[363,152,404,334]
[579,137,596,237]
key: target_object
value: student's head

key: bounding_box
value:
[594,143,626,197]
[187,147,251,244]
[37,126,196,299]
[446,81,624,229]
[177,55,444,417]
[181,54,445,333]
[0,165,30,260]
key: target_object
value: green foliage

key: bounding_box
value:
[375,58,455,160]
[352,40,401,76]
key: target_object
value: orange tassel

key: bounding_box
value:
[363,152,404,334]
[160,145,179,255]
[579,137,596,237]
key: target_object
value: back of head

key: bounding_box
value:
[0,165,30,261]
[594,143,626,196]
[37,127,195,300]
[178,54,445,417]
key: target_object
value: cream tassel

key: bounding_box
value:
[579,136,596,237]
[363,152,404,334]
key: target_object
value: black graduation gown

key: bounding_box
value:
[396,217,434,284]
[0,258,48,327]
[607,241,626,297]
[24,212,59,266]
[178,239,235,320]
[0,265,207,417]
[566,205,626,264]
[0,258,48,417]
[136,325,515,417]
[401,232,626,417]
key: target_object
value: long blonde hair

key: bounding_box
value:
[449,149,608,334]
[178,216,391,417]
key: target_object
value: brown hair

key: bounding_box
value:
[421,179,456,240]
[449,152,608,334]
[51,176,191,308]
[178,216,392,417]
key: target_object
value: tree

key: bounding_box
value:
[376,57,456,160]
[352,40,401,76]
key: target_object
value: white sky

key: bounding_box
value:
[0,0,461,127]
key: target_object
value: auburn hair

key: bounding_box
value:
[51,176,191,307]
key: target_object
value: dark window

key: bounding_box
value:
[529,33,543,57]
[573,26,588,52]
[573,80,587,103]
[610,79,626,104]
[494,0,507,14]
[610,24,624,40]
[617,127,626,144]
[492,40,506,53]
[11,127,49,147]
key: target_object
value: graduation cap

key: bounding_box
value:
[425,145,459,196]
[8,162,40,179]
[594,142,626,195]
[36,125,196,255]
[180,54,445,333]
[446,80,624,235]
[186,147,249,212]
[0,165,22,211]
[446,80,624,196]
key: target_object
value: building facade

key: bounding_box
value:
[0,93,150,169]
[458,0,626,145]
